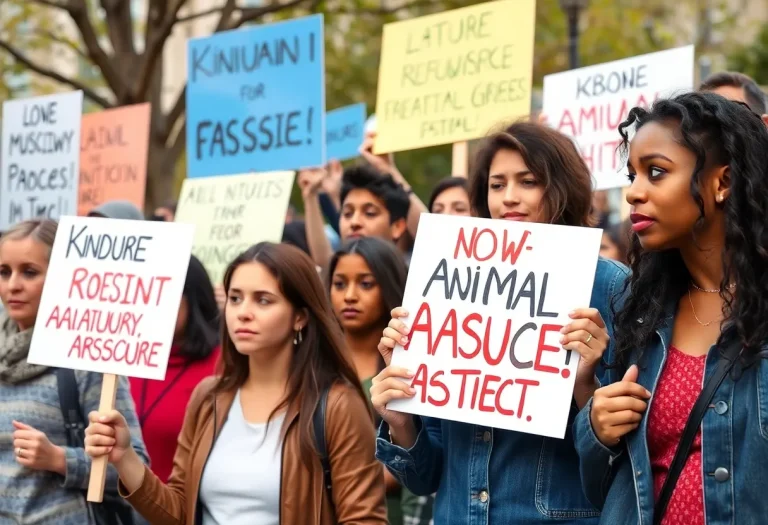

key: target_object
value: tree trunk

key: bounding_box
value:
[145,137,178,213]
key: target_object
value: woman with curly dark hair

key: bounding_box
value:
[575,92,768,524]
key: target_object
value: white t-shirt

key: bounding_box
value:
[199,390,285,525]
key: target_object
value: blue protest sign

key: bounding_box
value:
[326,103,366,161]
[186,14,325,178]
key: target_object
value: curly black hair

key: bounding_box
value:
[340,164,410,223]
[611,92,768,374]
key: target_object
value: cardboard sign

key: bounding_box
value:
[27,216,194,380]
[78,103,150,216]
[326,103,366,161]
[186,15,325,177]
[0,91,84,229]
[542,45,694,190]
[374,0,535,154]
[174,171,294,284]
[388,214,601,438]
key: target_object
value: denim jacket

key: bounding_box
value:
[377,257,628,524]
[573,304,768,524]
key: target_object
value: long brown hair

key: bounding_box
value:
[214,242,367,467]
[469,121,593,227]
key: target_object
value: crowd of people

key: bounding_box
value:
[1,70,767,525]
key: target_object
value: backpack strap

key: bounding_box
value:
[55,368,86,448]
[313,385,335,518]
[653,338,742,524]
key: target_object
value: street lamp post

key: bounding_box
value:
[559,0,590,70]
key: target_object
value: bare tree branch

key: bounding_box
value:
[39,29,89,60]
[27,0,75,10]
[133,0,188,101]
[331,0,441,16]
[236,0,315,29]
[175,6,223,24]
[0,39,113,108]
[68,3,125,99]
[163,86,186,141]
[100,0,137,56]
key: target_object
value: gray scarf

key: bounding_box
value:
[0,314,47,385]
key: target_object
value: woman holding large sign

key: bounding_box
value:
[0,219,148,525]
[372,121,628,524]
[578,92,768,524]
[84,242,387,524]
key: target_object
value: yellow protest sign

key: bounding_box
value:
[374,0,536,154]
[174,171,295,284]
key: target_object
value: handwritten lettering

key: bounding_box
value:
[190,34,316,82]
[576,65,648,99]
[66,225,152,262]
[405,11,493,53]
[195,109,312,160]
[410,362,539,420]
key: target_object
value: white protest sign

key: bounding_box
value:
[27,216,195,380]
[174,171,295,285]
[0,91,84,229]
[388,214,601,438]
[543,46,694,190]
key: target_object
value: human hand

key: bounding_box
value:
[13,421,66,475]
[560,308,610,384]
[322,159,343,202]
[590,365,651,447]
[370,365,417,445]
[377,307,409,366]
[298,168,326,199]
[359,133,395,174]
[84,410,133,466]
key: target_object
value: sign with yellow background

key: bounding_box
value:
[374,0,536,154]
[174,171,295,284]
[78,103,150,215]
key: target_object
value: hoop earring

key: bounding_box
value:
[294,329,303,345]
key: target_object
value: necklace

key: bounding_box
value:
[690,281,736,293]
[688,288,722,326]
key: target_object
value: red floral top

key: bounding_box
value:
[647,346,706,525]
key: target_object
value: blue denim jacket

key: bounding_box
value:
[574,305,768,524]
[377,257,628,524]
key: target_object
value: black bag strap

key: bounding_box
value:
[653,340,742,524]
[55,368,86,448]
[313,385,336,519]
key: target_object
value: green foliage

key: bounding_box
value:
[727,24,768,85]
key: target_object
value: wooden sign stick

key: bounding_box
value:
[87,373,119,503]
[452,141,469,178]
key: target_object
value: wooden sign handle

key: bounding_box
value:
[87,373,119,503]
[452,141,469,178]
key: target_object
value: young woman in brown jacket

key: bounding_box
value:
[84,242,387,525]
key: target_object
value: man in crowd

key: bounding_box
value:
[301,163,411,267]
[700,71,768,125]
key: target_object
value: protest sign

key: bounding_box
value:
[27,216,194,381]
[326,103,366,161]
[373,0,535,154]
[78,103,150,216]
[174,171,294,284]
[542,45,694,190]
[388,214,601,438]
[0,91,84,229]
[186,14,325,177]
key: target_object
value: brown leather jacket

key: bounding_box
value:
[120,377,387,524]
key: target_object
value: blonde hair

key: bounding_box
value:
[0,219,58,257]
